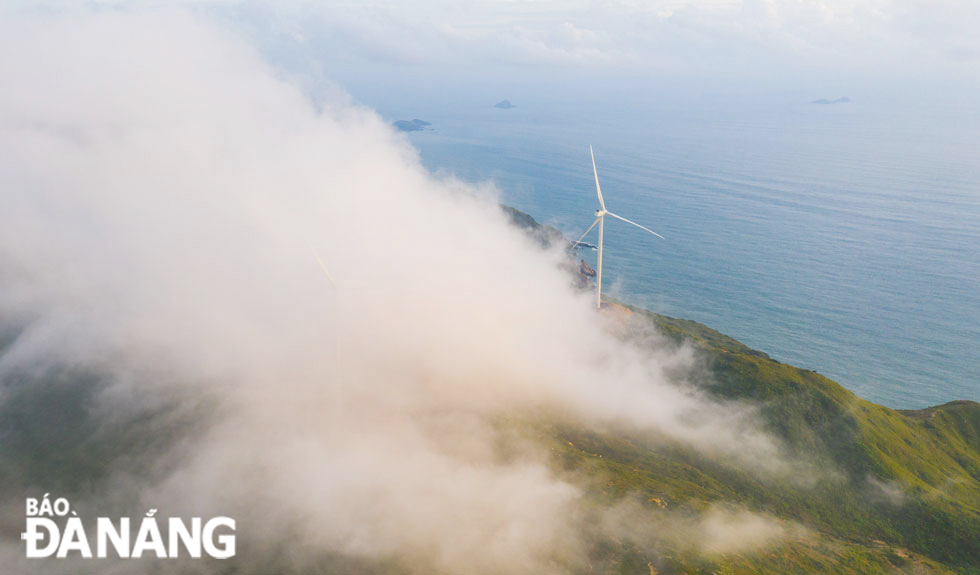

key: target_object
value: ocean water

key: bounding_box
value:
[387,98,979,409]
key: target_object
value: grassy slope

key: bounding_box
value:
[525,304,980,575]
[1,207,976,573]
[501,205,567,248]
[6,311,975,574]
[506,207,980,574]
[616,308,980,572]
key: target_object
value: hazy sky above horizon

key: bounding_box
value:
[211,0,980,110]
[6,1,979,111]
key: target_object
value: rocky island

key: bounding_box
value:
[393,118,432,132]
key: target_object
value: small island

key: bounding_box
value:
[393,119,431,132]
[812,96,851,105]
[493,99,515,109]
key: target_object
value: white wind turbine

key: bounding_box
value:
[575,145,664,309]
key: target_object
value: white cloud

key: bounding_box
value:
[0,7,811,573]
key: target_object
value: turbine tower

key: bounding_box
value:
[575,145,664,309]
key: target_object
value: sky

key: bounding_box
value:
[8,1,978,109]
[203,0,980,109]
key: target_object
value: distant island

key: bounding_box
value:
[812,97,851,105]
[393,119,431,132]
[493,99,515,109]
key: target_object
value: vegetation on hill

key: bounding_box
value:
[501,205,566,248]
[0,207,976,574]
[562,304,980,573]
[505,206,980,574]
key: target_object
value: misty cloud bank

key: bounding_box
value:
[0,9,800,574]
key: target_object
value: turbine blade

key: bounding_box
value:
[314,250,338,288]
[574,216,602,247]
[606,212,665,240]
[590,145,606,210]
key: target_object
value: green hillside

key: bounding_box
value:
[504,206,980,574]
[542,303,980,574]
[0,208,976,574]
[4,303,975,574]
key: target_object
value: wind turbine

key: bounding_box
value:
[575,145,664,309]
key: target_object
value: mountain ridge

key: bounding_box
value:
[0,206,976,574]
[503,204,980,574]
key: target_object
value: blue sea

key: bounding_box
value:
[383,97,979,409]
